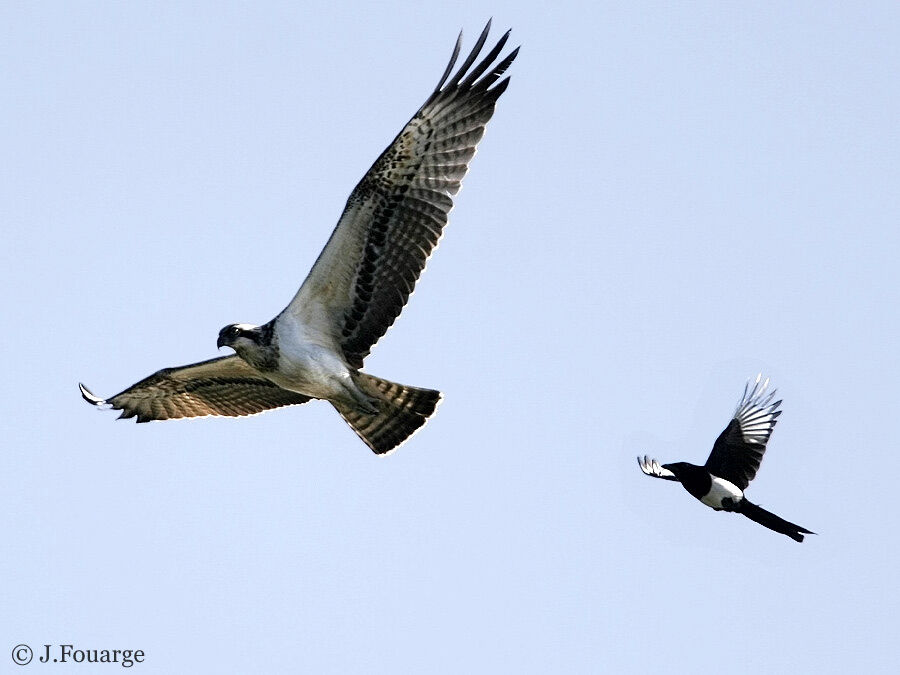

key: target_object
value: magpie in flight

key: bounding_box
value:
[79,22,519,454]
[638,375,814,542]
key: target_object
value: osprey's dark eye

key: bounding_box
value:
[232,327,241,337]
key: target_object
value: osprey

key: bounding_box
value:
[80,22,519,454]
[638,375,815,542]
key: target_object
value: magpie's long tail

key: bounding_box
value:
[739,500,815,543]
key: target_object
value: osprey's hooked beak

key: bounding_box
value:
[218,323,254,350]
[216,327,233,350]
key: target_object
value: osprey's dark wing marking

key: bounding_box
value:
[79,355,310,423]
[637,455,679,481]
[284,21,519,369]
[705,375,782,490]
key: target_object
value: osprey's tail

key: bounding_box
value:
[739,499,815,543]
[333,373,442,454]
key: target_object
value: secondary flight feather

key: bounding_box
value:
[80,21,519,454]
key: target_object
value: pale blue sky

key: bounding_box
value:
[2,1,898,672]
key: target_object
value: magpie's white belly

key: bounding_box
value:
[701,477,744,510]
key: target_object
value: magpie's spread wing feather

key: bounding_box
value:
[637,455,679,481]
[79,355,310,422]
[705,374,782,489]
[283,21,519,368]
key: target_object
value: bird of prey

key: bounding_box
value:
[637,375,814,542]
[79,22,519,454]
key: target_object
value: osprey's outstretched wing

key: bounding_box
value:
[79,355,310,423]
[637,455,679,481]
[705,375,782,490]
[284,21,519,368]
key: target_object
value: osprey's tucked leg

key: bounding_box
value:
[345,378,380,416]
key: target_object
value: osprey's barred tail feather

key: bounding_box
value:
[334,373,442,454]
[739,499,815,543]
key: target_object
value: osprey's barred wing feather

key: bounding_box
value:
[284,21,518,369]
[637,455,679,481]
[705,374,782,490]
[79,355,310,422]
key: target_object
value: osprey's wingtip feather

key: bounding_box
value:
[78,382,110,408]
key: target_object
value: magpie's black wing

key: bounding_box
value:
[79,355,311,422]
[705,375,782,490]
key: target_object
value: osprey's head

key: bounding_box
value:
[217,323,261,351]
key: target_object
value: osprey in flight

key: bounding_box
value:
[80,22,519,454]
[637,375,815,542]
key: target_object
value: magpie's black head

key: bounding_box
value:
[217,323,260,350]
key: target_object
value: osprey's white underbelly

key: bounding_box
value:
[701,477,744,510]
[268,313,359,403]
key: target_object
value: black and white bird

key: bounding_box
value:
[637,375,814,542]
[79,22,518,454]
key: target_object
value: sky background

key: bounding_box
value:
[2,1,898,672]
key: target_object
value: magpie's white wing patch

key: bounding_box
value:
[705,374,783,490]
[80,355,311,423]
[637,455,678,480]
[282,21,519,369]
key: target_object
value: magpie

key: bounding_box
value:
[638,375,814,542]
